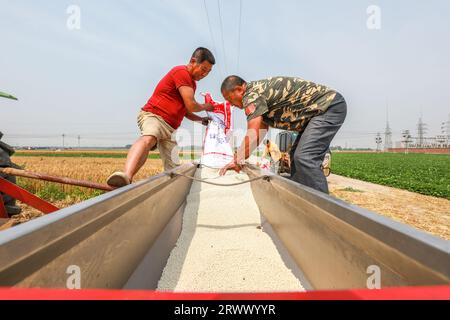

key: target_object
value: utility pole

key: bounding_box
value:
[436,135,446,147]
[402,130,412,154]
[375,133,382,152]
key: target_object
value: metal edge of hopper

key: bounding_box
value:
[0,163,196,288]
[244,164,450,289]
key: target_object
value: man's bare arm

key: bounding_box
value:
[185,111,209,126]
[179,86,214,112]
[219,110,268,175]
[235,114,269,163]
[185,111,203,121]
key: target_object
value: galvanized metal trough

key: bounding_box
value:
[0,163,449,291]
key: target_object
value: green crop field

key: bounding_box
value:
[331,153,450,200]
[11,151,450,200]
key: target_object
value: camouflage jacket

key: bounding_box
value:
[243,77,340,132]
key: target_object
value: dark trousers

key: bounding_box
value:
[290,93,347,193]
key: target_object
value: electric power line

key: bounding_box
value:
[237,0,243,74]
[203,0,224,79]
[217,0,228,75]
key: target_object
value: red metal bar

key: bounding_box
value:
[0,177,59,214]
[0,197,7,219]
[0,285,448,300]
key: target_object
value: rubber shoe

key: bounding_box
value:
[107,172,131,188]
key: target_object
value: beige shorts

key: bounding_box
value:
[137,110,180,171]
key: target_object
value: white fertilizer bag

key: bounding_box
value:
[201,93,234,168]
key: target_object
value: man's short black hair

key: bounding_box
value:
[221,75,246,92]
[192,47,215,65]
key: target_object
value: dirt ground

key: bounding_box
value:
[328,174,450,241]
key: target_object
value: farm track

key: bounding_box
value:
[329,174,450,241]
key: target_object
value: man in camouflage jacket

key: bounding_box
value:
[219,75,347,194]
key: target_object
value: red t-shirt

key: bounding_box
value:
[142,65,196,129]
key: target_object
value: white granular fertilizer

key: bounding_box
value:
[157,168,305,292]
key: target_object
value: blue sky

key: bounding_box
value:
[1,0,449,148]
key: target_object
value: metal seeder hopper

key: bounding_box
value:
[0,162,449,299]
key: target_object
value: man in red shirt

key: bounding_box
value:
[107,47,216,187]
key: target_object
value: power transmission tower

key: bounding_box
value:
[441,114,450,146]
[384,103,392,151]
[375,133,382,152]
[402,130,413,154]
[62,134,66,149]
[78,135,81,148]
[417,116,427,147]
